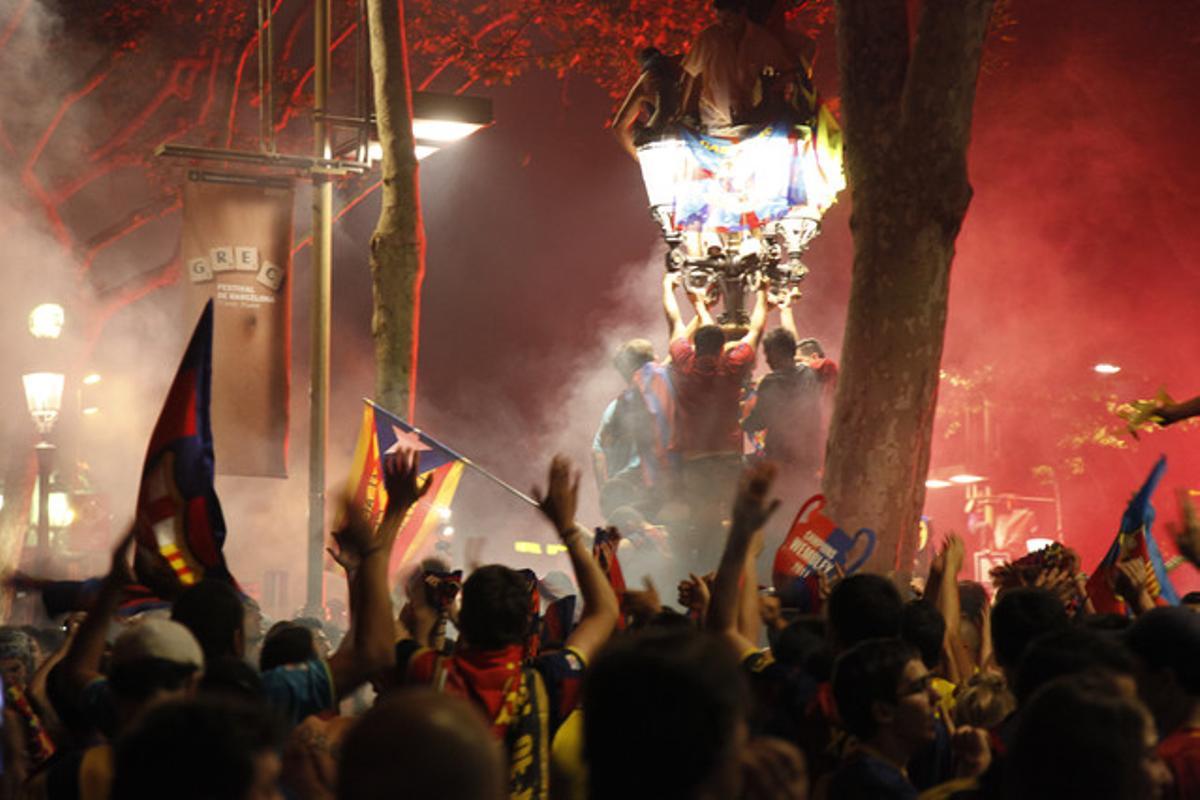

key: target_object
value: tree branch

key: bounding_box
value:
[0,0,30,52]
[292,179,382,256]
[89,58,206,165]
[275,21,359,133]
[79,195,182,274]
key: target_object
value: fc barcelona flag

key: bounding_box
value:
[134,301,234,592]
[1086,455,1179,615]
[347,400,465,575]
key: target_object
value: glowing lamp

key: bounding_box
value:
[23,372,65,435]
[82,373,102,385]
[441,526,455,538]
[82,406,100,416]
[412,119,484,143]
[435,506,452,523]
[949,473,986,485]
[636,138,689,215]
[1025,537,1055,553]
[1092,363,1121,375]
[925,478,954,490]
[47,492,74,528]
[28,303,65,339]
[514,541,543,555]
[414,144,438,160]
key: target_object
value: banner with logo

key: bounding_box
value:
[182,176,293,477]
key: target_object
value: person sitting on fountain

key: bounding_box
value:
[612,47,683,158]
[679,0,796,128]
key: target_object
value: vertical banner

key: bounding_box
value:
[182,176,293,477]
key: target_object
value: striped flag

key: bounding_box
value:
[346,400,465,576]
[134,301,235,594]
[1086,455,1179,615]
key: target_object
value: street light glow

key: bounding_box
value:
[82,373,102,385]
[28,303,65,339]
[22,372,65,434]
[413,119,484,143]
[1093,362,1122,375]
[949,473,987,485]
[925,478,954,489]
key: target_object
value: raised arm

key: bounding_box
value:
[52,527,134,711]
[327,450,430,696]
[611,73,649,159]
[740,285,770,349]
[707,463,780,654]
[533,456,620,663]
[687,284,716,327]
[662,272,688,342]
[778,289,800,339]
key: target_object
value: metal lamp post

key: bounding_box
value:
[22,371,64,573]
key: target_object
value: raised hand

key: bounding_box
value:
[532,455,580,537]
[330,495,377,564]
[382,449,432,521]
[677,572,713,616]
[731,462,781,539]
[107,525,137,587]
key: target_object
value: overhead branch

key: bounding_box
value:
[79,195,182,274]
[275,21,360,133]
[292,179,383,256]
[0,0,30,52]
[89,58,207,165]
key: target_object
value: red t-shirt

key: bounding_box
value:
[1159,726,1200,800]
[669,337,756,455]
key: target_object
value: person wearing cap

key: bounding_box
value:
[44,617,205,800]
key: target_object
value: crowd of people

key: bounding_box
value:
[0,434,1198,799]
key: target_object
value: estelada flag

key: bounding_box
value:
[134,301,234,593]
[1086,455,1180,615]
[346,399,465,576]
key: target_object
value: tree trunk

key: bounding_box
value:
[366,0,424,420]
[822,0,994,576]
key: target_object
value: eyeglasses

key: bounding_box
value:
[896,673,934,698]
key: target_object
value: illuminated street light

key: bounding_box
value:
[23,373,65,435]
[925,478,954,490]
[1093,362,1122,375]
[1025,537,1055,553]
[949,473,987,485]
[28,303,65,339]
[82,373,102,385]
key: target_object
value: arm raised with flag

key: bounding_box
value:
[326,449,430,697]
[532,456,621,662]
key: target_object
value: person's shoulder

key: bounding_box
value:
[536,646,587,678]
[724,341,755,367]
[669,337,695,363]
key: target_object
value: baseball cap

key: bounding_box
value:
[112,618,205,670]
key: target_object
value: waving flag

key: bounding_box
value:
[347,400,465,576]
[134,301,234,593]
[1086,456,1179,615]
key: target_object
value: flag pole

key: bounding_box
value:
[364,398,539,508]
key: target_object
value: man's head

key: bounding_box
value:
[694,324,727,358]
[714,0,748,29]
[832,638,938,752]
[259,623,318,672]
[109,618,205,707]
[1126,606,1200,735]
[796,338,824,367]
[827,574,903,652]
[112,696,284,800]
[584,628,748,800]
[613,339,655,382]
[763,328,797,371]
[1009,673,1171,800]
[0,627,36,690]
[459,565,533,650]
[900,600,945,671]
[339,689,504,800]
[990,587,1068,679]
[1014,626,1137,705]
[171,579,247,662]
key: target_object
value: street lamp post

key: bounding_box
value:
[22,371,64,573]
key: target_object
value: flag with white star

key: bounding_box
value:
[346,400,465,575]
